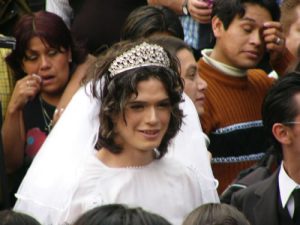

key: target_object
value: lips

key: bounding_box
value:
[196,95,205,104]
[244,50,260,59]
[40,75,55,85]
[140,129,160,139]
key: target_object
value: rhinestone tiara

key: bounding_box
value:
[108,42,170,76]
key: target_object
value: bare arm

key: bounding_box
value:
[148,0,185,14]
[52,54,96,123]
[148,0,212,23]
[2,75,41,173]
[2,107,25,174]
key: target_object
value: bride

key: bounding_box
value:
[14,40,219,224]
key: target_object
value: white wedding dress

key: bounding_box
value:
[14,82,219,224]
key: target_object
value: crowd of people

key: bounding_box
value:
[0,0,299,225]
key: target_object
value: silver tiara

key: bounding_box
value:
[108,42,170,76]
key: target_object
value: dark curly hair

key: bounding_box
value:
[89,39,183,158]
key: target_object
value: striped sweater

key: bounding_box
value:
[199,59,273,160]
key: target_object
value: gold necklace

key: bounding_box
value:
[39,96,53,132]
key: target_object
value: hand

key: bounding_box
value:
[262,21,286,63]
[188,0,213,24]
[8,74,42,113]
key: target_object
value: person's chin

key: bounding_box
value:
[140,135,163,150]
[140,143,160,152]
[238,60,259,69]
[196,105,204,115]
[194,98,205,112]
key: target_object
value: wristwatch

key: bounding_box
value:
[182,0,190,16]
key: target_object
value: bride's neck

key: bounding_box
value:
[96,147,155,168]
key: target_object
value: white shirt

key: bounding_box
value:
[279,163,300,217]
[46,0,73,27]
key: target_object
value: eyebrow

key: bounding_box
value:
[240,16,266,31]
[25,49,37,53]
[128,98,170,104]
[188,65,197,70]
[186,65,197,74]
[241,17,256,24]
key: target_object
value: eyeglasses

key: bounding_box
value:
[282,122,300,126]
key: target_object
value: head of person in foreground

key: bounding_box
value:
[182,203,250,225]
[72,204,172,225]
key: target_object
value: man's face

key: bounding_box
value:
[212,3,273,69]
[285,6,300,58]
[284,93,300,155]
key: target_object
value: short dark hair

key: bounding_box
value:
[182,203,250,225]
[149,35,192,56]
[73,204,172,225]
[5,11,87,80]
[121,5,184,41]
[212,0,280,30]
[262,72,300,157]
[280,0,300,34]
[0,210,41,225]
[149,35,193,76]
[89,40,183,158]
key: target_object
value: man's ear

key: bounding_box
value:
[272,123,292,145]
[211,16,224,38]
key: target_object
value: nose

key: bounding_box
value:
[145,107,159,125]
[196,75,208,91]
[40,55,51,70]
[250,30,263,47]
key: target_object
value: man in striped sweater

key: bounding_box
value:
[198,0,294,193]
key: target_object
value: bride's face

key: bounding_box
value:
[114,78,171,157]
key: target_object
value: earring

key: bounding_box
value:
[69,58,72,63]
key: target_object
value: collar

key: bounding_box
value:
[279,162,300,208]
[201,49,247,77]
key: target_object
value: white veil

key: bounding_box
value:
[14,82,100,223]
[14,82,218,223]
[168,92,219,203]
